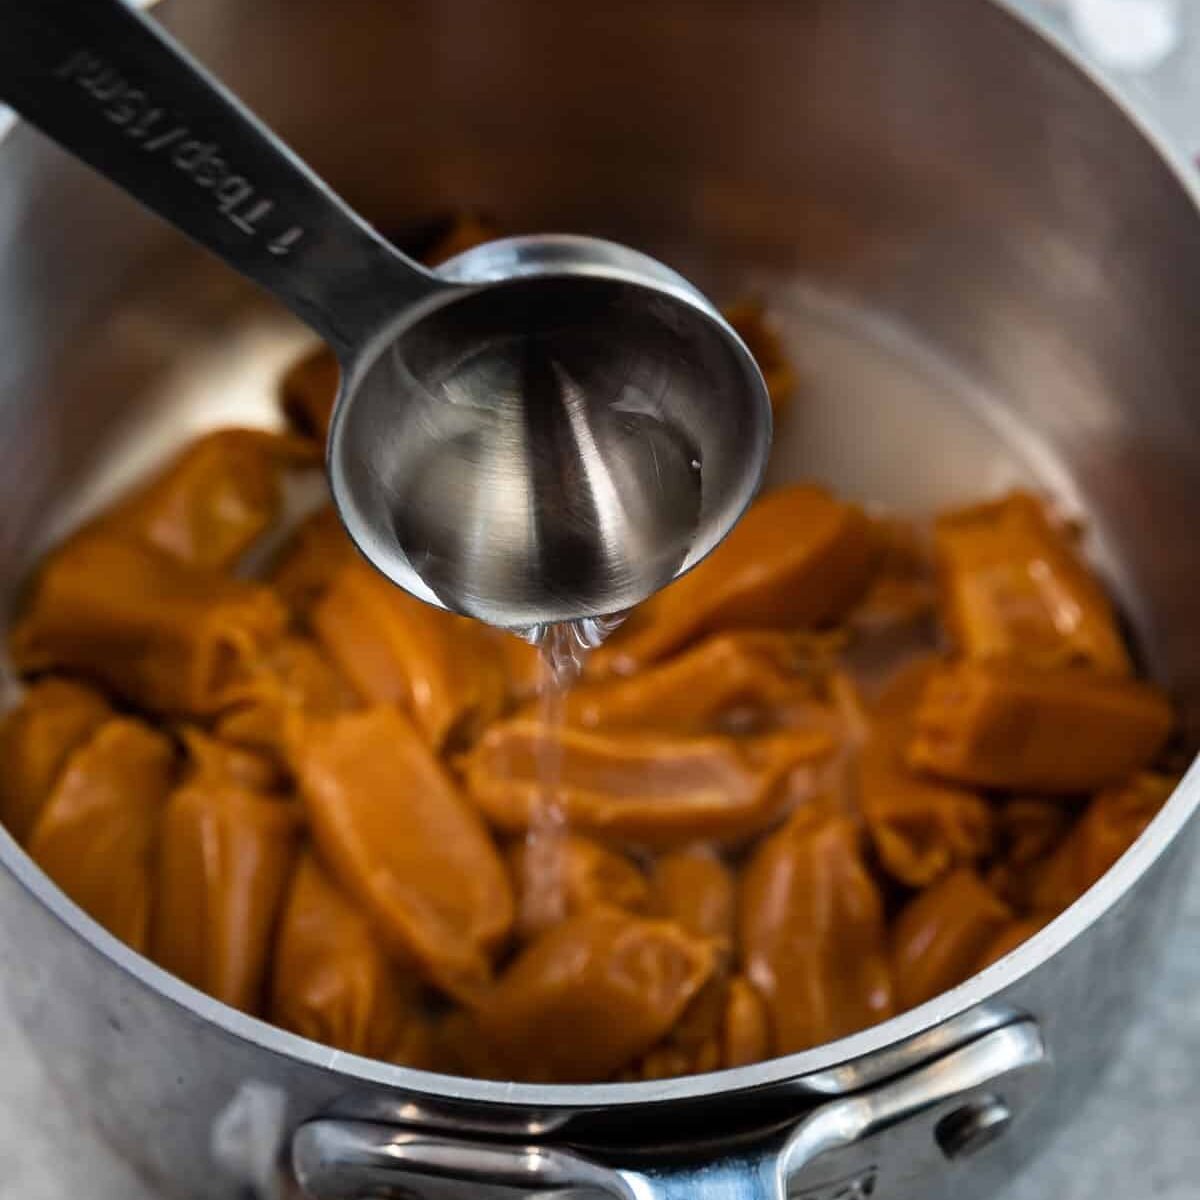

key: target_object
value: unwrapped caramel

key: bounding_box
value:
[314,559,509,752]
[556,632,838,737]
[454,906,714,1082]
[907,661,1172,793]
[97,428,319,572]
[11,535,288,718]
[934,491,1130,675]
[1027,773,1173,912]
[461,720,831,847]
[508,835,648,938]
[272,854,434,1064]
[891,868,1012,1009]
[289,707,513,998]
[0,678,112,842]
[591,485,875,675]
[28,718,176,951]
[859,659,992,887]
[741,810,893,1053]
[152,771,299,1013]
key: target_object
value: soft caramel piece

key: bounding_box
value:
[98,429,320,572]
[723,976,772,1067]
[934,491,1130,675]
[722,299,796,423]
[460,906,714,1082]
[649,846,735,948]
[591,485,875,675]
[268,507,355,624]
[976,917,1048,971]
[740,811,893,1054]
[179,728,283,794]
[280,344,339,443]
[998,798,1074,867]
[272,853,432,1062]
[11,536,288,718]
[555,633,836,737]
[28,718,176,951]
[289,707,513,998]
[907,661,1172,793]
[313,559,508,752]
[215,637,359,756]
[891,868,1013,1009]
[647,846,737,1053]
[151,774,299,1014]
[461,720,831,848]
[1027,773,1174,912]
[508,835,647,939]
[0,678,112,842]
[860,659,992,887]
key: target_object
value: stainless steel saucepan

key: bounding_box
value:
[1,1,1198,1197]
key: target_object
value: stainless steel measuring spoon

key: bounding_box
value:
[0,0,772,628]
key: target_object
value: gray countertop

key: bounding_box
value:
[1,3,1199,1198]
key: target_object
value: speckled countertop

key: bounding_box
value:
[1,3,1199,1198]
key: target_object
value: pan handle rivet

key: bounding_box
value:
[934,1095,1012,1160]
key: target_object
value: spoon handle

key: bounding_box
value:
[0,0,441,356]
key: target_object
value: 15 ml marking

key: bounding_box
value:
[55,49,305,256]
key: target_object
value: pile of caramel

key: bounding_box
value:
[0,222,1176,1083]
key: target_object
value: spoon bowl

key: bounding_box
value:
[330,235,771,627]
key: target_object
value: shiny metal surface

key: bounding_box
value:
[0,0,771,628]
[292,1023,1045,1199]
[0,0,1198,1197]
[332,235,771,628]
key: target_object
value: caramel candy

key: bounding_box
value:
[556,632,836,737]
[459,906,714,1082]
[722,299,796,423]
[934,491,1130,675]
[313,559,508,752]
[11,535,288,718]
[179,728,283,794]
[28,718,176,951]
[461,720,831,848]
[280,345,339,443]
[998,798,1074,868]
[847,517,937,641]
[289,707,513,998]
[268,507,354,624]
[976,917,1048,971]
[509,835,647,939]
[985,798,1075,908]
[860,659,992,887]
[272,854,433,1063]
[723,975,772,1067]
[907,661,1172,793]
[891,868,1012,1009]
[1027,773,1174,912]
[591,485,875,675]
[152,773,299,1014]
[647,846,737,1053]
[649,846,735,948]
[216,637,359,756]
[97,429,319,573]
[741,811,893,1054]
[0,678,112,842]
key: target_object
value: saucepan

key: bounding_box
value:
[1,0,1199,1196]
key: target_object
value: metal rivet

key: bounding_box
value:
[934,1095,1012,1160]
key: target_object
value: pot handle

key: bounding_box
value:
[292,1020,1046,1200]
